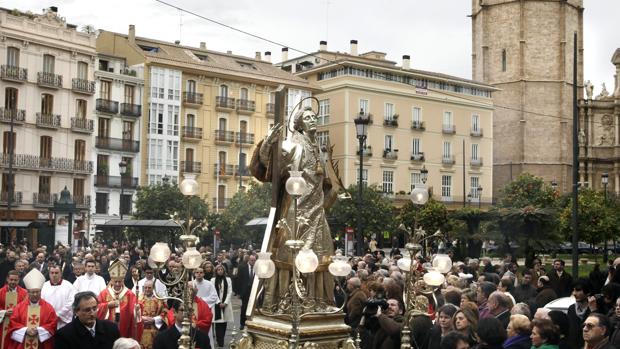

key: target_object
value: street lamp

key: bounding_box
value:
[551,179,558,192]
[354,109,370,256]
[118,160,127,220]
[602,172,609,262]
[411,165,429,205]
[477,185,483,209]
[467,193,472,206]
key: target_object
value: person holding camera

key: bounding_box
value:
[366,298,404,349]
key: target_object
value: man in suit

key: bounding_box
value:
[54,291,121,349]
[153,301,210,349]
[548,259,573,297]
[345,277,367,332]
[237,254,256,329]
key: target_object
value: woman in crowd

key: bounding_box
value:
[453,307,479,347]
[427,304,459,349]
[530,319,560,349]
[476,317,507,349]
[211,264,233,348]
[503,314,531,349]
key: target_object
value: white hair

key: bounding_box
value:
[112,338,141,349]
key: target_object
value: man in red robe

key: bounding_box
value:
[5,269,57,349]
[138,280,167,349]
[0,271,27,349]
[96,260,142,339]
[165,283,213,334]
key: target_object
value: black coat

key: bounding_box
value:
[237,264,254,300]
[153,325,211,349]
[548,270,573,298]
[566,303,590,349]
[54,318,120,349]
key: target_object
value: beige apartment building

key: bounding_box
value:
[96,26,317,211]
[0,7,96,246]
[280,41,496,207]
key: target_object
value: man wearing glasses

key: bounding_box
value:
[582,313,615,349]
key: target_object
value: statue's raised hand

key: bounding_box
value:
[265,123,283,145]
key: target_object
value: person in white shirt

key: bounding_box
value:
[210,264,233,348]
[73,260,107,296]
[137,266,167,298]
[41,265,76,329]
[192,266,219,346]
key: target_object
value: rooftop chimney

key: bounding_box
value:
[200,42,206,50]
[174,40,181,45]
[49,6,58,13]
[320,40,327,51]
[128,25,135,44]
[282,47,289,62]
[255,52,262,60]
[227,50,232,55]
[402,55,410,70]
[350,40,358,56]
[264,51,272,63]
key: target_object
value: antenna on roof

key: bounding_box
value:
[178,9,183,44]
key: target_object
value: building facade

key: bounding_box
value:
[280,41,495,208]
[96,26,317,212]
[91,54,144,226]
[578,49,620,192]
[0,7,96,246]
[471,0,584,197]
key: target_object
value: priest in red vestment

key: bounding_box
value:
[138,280,167,349]
[165,283,213,334]
[5,269,57,349]
[0,271,27,349]
[97,260,142,340]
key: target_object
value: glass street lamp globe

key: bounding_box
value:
[295,248,319,273]
[182,247,202,269]
[397,257,417,272]
[423,270,446,287]
[255,252,276,279]
[180,174,200,196]
[411,185,429,205]
[286,171,307,196]
[150,242,171,264]
[432,254,453,274]
[328,254,352,277]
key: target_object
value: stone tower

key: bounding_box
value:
[472,0,584,197]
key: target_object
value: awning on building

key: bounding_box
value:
[246,217,269,226]
[0,221,33,228]
[97,219,182,228]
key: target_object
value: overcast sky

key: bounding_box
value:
[6,0,619,92]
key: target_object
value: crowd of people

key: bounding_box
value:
[4,237,620,349]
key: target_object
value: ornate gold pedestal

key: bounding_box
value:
[242,313,351,349]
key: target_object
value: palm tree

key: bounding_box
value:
[451,207,493,258]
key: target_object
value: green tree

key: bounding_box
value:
[398,198,448,235]
[498,173,559,209]
[451,208,492,258]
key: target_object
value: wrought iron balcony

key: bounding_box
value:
[235,165,250,177]
[383,117,398,127]
[357,146,373,157]
[120,103,141,117]
[37,72,62,88]
[95,137,140,152]
[383,149,399,160]
[183,92,203,105]
[74,195,91,208]
[33,193,58,207]
[213,164,234,177]
[442,125,456,134]
[0,191,22,206]
[214,130,235,143]
[236,132,255,145]
[411,121,425,130]
[182,126,203,140]
[0,108,26,124]
[181,161,202,173]
[0,154,93,174]
[94,175,138,189]
[470,157,483,166]
[442,155,456,165]
[96,99,119,114]
[213,198,231,210]
[216,96,235,109]
[411,152,425,161]
[1,65,27,82]
[36,113,61,129]
[71,117,94,133]
[470,128,483,137]
[237,99,256,113]
[72,78,95,94]
[266,103,275,116]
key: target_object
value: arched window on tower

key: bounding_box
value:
[501,49,507,72]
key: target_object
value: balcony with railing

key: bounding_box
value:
[235,165,251,177]
[470,157,483,166]
[0,154,93,174]
[410,152,425,161]
[183,92,203,106]
[213,164,234,177]
[71,118,94,133]
[383,149,398,160]
[74,195,91,209]
[96,99,119,114]
[411,121,425,131]
[36,113,61,129]
[181,161,202,173]
[442,155,456,165]
[470,128,483,137]
[0,192,22,206]
[120,103,141,117]
[236,132,255,146]
[37,72,62,88]
[213,198,231,210]
[1,65,27,82]
[357,146,373,157]
[442,124,456,134]
[237,99,256,114]
[182,126,203,141]
[95,137,140,152]
[216,96,235,110]
[94,175,138,189]
[0,108,26,124]
[383,115,398,127]
[33,193,58,208]
[266,103,275,116]
[214,130,235,144]
[72,78,95,94]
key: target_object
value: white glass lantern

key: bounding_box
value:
[432,254,453,274]
[180,174,200,196]
[255,252,276,279]
[423,270,446,287]
[182,246,202,269]
[397,257,415,272]
[328,254,352,277]
[286,171,307,196]
[150,242,171,264]
[295,248,319,273]
[147,256,158,269]
[411,184,429,205]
